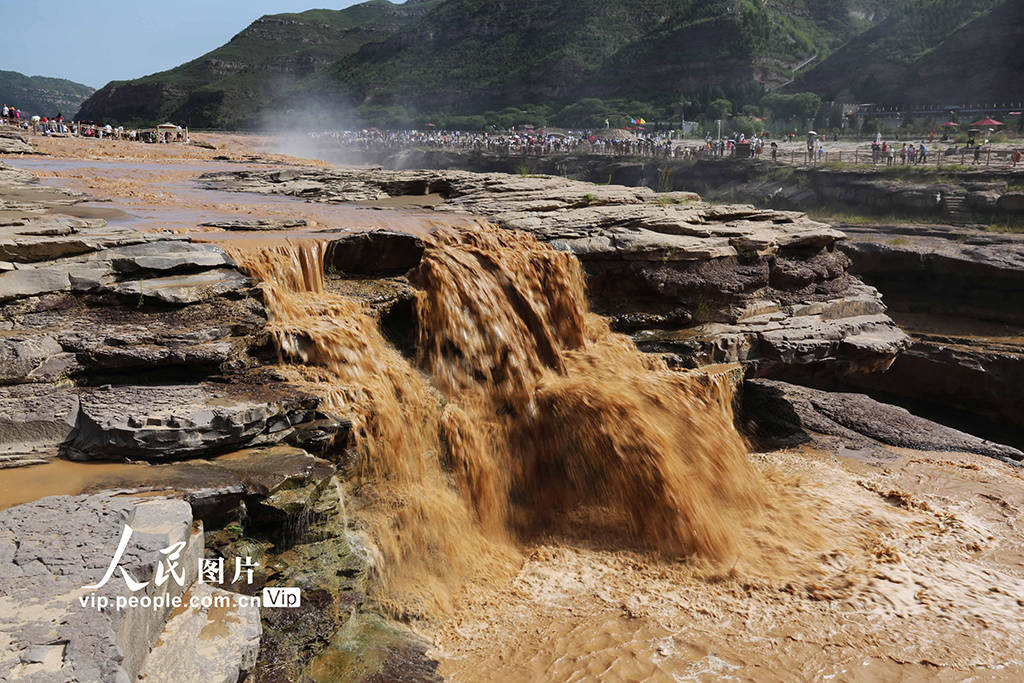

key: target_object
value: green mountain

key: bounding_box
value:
[75,0,923,129]
[789,0,1019,104]
[0,70,95,118]
[76,0,442,128]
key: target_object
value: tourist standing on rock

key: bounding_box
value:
[1012,149,1022,167]
[900,143,907,165]
[919,142,928,165]
[887,145,895,166]
[771,140,778,161]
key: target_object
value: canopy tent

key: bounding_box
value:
[156,123,179,130]
[971,118,1003,127]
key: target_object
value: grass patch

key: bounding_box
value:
[983,220,1024,234]
[805,207,925,225]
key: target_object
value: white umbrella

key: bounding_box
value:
[807,130,818,136]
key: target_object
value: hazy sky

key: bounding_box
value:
[0,1,369,89]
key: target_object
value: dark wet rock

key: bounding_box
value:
[64,382,333,462]
[305,611,443,683]
[213,446,337,538]
[324,230,425,276]
[200,218,307,231]
[744,378,1023,463]
[201,167,908,376]
[0,494,202,681]
[251,588,339,683]
[997,191,1024,212]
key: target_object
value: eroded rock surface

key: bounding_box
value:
[0,161,342,467]
[0,130,37,155]
[744,378,1023,464]
[200,167,909,376]
[838,224,1024,449]
[0,495,202,682]
[138,584,261,683]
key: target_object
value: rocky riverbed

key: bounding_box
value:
[1,134,1023,681]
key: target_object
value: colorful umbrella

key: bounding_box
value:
[940,122,959,127]
[971,118,1003,127]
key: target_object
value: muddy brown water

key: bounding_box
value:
[4,149,1024,680]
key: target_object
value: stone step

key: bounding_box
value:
[138,583,261,683]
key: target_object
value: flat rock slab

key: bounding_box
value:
[199,218,307,231]
[66,382,322,462]
[0,494,201,682]
[110,268,251,304]
[744,378,1023,463]
[138,583,260,683]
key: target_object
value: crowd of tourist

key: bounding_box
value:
[2,103,188,143]
[304,128,804,161]
[309,129,687,158]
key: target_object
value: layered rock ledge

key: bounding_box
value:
[199,167,910,377]
[833,223,1024,449]
[0,161,343,468]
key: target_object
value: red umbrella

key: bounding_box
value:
[424,123,436,127]
[940,121,959,127]
[971,117,1003,127]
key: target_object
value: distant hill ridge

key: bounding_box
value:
[74,0,1015,129]
[789,0,1022,105]
[0,70,95,118]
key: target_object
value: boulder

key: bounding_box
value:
[138,584,261,683]
[997,191,1024,212]
[104,241,233,275]
[0,495,203,682]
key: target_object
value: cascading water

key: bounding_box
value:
[220,221,767,613]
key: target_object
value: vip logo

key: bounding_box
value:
[262,587,301,608]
